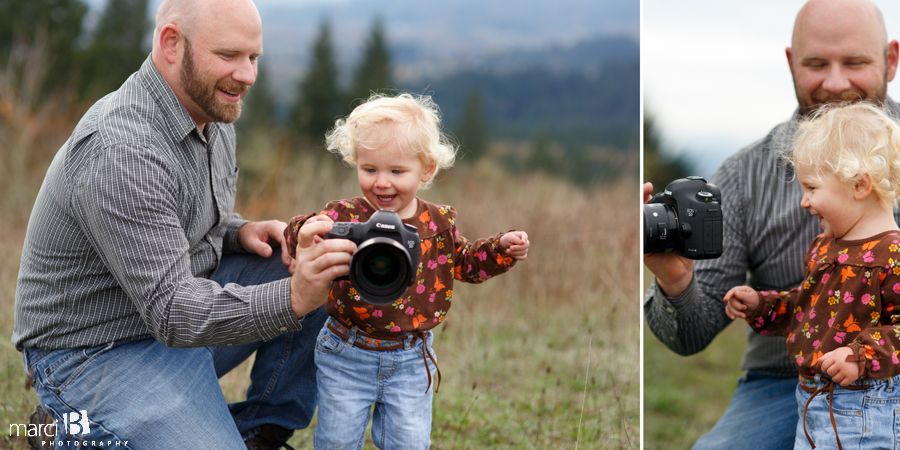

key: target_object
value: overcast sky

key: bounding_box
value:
[643,0,900,177]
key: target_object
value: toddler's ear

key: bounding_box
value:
[421,159,438,183]
[853,173,874,200]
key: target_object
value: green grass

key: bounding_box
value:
[641,268,748,449]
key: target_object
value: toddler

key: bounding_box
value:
[724,102,900,450]
[284,93,529,449]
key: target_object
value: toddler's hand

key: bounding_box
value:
[819,347,860,386]
[723,286,759,320]
[500,231,529,260]
[287,214,334,273]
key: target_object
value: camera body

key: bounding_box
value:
[324,209,421,305]
[643,176,723,260]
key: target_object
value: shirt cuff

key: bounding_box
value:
[250,278,304,339]
[646,276,699,318]
[224,217,251,254]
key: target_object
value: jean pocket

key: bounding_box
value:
[316,328,345,356]
[42,343,114,394]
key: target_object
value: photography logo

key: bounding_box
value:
[62,410,90,435]
[9,409,128,447]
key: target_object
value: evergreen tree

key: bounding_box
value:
[454,90,489,162]
[238,62,276,132]
[527,128,560,174]
[642,113,691,190]
[291,19,343,146]
[79,0,150,100]
[348,16,392,105]
[0,0,89,98]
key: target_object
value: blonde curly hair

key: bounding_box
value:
[791,102,900,208]
[325,93,457,189]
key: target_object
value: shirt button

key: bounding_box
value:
[666,307,675,313]
[279,326,288,332]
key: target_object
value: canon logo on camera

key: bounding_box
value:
[375,223,396,230]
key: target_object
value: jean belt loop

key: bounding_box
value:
[889,376,894,391]
[346,324,358,343]
[813,374,821,385]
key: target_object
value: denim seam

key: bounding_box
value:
[242,331,293,422]
[50,342,115,394]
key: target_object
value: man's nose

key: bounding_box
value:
[820,64,852,94]
[233,58,257,86]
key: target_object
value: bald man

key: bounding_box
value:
[12,1,354,448]
[643,0,899,449]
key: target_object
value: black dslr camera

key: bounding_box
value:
[643,176,723,260]
[324,210,420,305]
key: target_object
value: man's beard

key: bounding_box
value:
[796,68,889,117]
[180,41,250,124]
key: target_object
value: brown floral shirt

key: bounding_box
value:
[746,231,900,380]
[285,197,517,337]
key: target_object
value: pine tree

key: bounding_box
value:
[454,90,489,162]
[642,113,691,190]
[79,0,150,100]
[237,62,276,132]
[291,19,343,146]
[0,0,89,98]
[348,16,392,105]
[527,129,559,174]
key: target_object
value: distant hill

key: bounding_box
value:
[402,36,640,152]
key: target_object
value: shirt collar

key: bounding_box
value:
[136,55,220,145]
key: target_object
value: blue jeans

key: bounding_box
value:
[692,371,798,450]
[795,374,900,450]
[313,317,437,450]
[22,249,326,449]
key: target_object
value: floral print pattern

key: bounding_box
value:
[747,231,900,380]
[285,197,516,337]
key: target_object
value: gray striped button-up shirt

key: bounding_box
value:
[644,98,900,377]
[13,57,302,351]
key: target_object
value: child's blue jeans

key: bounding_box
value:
[313,316,437,450]
[21,249,326,449]
[795,373,900,450]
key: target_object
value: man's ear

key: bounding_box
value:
[158,24,183,64]
[887,40,899,82]
[854,173,874,200]
[785,46,794,75]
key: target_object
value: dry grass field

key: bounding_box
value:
[0,111,639,448]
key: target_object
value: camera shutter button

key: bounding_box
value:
[696,191,714,202]
[680,222,692,238]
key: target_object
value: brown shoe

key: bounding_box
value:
[26,405,55,450]
[243,424,295,450]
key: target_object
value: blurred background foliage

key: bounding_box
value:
[0,1,639,448]
[0,0,639,188]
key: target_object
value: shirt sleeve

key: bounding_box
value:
[744,288,799,336]
[643,156,748,355]
[70,145,301,348]
[451,220,517,283]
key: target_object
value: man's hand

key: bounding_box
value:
[819,347,861,387]
[238,220,291,265]
[722,286,759,320]
[288,220,356,319]
[642,182,694,296]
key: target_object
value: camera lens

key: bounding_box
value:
[350,237,413,304]
[643,203,678,254]
[360,253,401,287]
